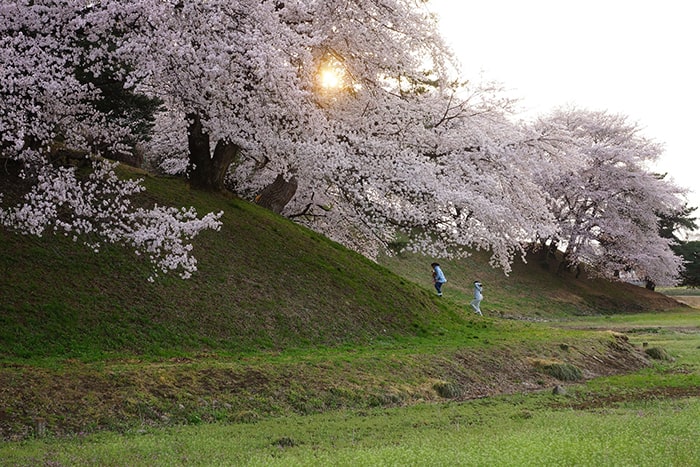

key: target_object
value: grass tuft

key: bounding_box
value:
[644,347,674,361]
[533,360,583,381]
[433,381,463,399]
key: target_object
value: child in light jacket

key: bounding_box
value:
[470,281,483,315]
[431,263,447,296]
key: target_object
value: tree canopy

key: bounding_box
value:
[1,0,693,284]
[524,109,687,286]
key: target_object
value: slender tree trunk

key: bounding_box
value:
[547,239,559,261]
[186,112,240,191]
[255,173,298,214]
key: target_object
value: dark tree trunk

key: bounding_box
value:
[186,112,240,191]
[255,173,298,214]
[547,239,559,261]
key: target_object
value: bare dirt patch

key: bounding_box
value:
[560,385,700,411]
[672,296,700,309]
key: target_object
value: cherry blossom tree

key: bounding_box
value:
[4,1,688,287]
[136,0,555,269]
[138,0,460,192]
[524,108,685,286]
[290,81,556,270]
[0,0,561,275]
[0,0,222,279]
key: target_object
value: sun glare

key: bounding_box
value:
[319,67,343,90]
[317,54,348,92]
[318,66,343,89]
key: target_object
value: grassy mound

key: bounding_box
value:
[0,166,687,440]
[0,170,455,361]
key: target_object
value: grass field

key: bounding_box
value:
[1,167,698,465]
[1,311,697,466]
[658,287,700,308]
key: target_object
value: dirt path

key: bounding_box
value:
[672,295,700,308]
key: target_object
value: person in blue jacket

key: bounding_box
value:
[470,280,483,315]
[431,262,447,296]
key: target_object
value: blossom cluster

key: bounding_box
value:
[0,159,222,280]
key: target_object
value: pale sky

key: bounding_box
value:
[433,0,700,217]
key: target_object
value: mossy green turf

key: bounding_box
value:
[0,169,447,362]
[3,325,698,466]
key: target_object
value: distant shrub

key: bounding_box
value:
[534,360,583,381]
[644,347,674,361]
[433,381,463,399]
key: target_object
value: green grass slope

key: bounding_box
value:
[381,250,683,319]
[0,167,688,440]
[1,167,683,363]
[0,169,453,361]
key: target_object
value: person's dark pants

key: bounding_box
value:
[434,281,445,294]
